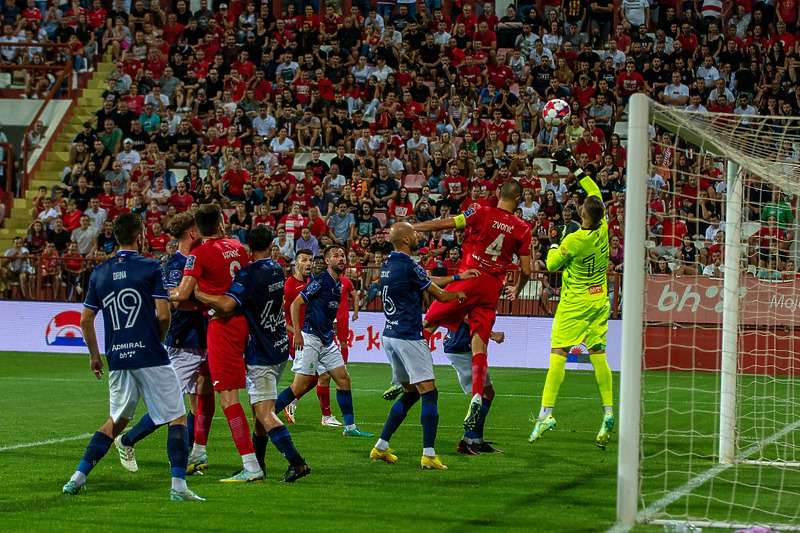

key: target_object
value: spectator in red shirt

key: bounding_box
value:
[169,181,194,212]
[574,129,605,167]
[650,207,688,261]
[460,183,488,212]
[417,247,439,270]
[441,247,462,274]
[278,203,306,239]
[162,12,184,45]
[443,163,469,210]
[615,61,647,120]
[306,206,327,237]
[147,221,171,258]
[223,157,249,200]
[285,181,313,214]
[107,195,130,221]
[62,199,83,232]
[473,21,497,51]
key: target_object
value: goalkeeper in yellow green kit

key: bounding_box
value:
[529,147,615,450]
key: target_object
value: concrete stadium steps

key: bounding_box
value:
[0,54,115,252]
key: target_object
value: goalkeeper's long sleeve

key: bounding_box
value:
[575,168,602,200]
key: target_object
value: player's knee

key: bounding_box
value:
[168,414,187,426]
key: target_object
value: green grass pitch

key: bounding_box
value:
[1,352,791,532]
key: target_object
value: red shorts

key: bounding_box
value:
[336,318,349,362]
[206,315,248,391]
[424,274,503,344]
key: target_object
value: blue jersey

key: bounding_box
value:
[84,250,170,371]
[380,251,432,340]
[226,258,289,366]
[163,252,207,349]
[300,269,342,345]
[443,321,471,354]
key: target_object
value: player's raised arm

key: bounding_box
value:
[429,268,481,287]
[170,273,198,302]
[425,281,468,303]
[194,287,238,314]
[413,217,458,233]
[551,147,603,206]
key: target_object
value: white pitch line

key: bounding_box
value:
[0,432,93,452]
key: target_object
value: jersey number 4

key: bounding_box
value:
[485,234,505,261]
[102,289,142,331]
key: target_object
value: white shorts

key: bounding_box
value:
[108,364,186,425]
[444,351,493,394]
[246,361,287,404]
[383,336,435,385]
[291,331,345,376]
[167,347,207,394]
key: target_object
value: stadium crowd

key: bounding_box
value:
[2,0,800,304]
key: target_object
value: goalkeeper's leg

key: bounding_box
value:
[587,306,614,449]
[529,351,566,442]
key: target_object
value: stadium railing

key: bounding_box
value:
[0,141,13,219]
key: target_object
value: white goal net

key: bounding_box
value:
[617,94,800,531]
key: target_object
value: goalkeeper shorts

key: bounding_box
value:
[551,297,610,350]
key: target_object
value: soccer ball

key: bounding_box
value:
[542,99,571,127]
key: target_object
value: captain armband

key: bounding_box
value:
[453,214,467,229]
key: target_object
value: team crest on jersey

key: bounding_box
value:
[186,255,196,270]
[168,269,182,284]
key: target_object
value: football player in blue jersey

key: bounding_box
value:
[194,226,311,483]
[111,212,215,476]
[370,221,476,470]
[63,213,203,501]
[443,321,505,455]
[274,245,373,438]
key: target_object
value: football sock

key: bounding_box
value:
[252,432,270,473]
[340,341,349,363]
[167,424,189,492]
[589,352,614,409]
[475,396,492,441]
[186,411,195,448]
[316,385,332,417]
[375,438,390,451]
[420,389,439,457]
[423,329,432,344]
[471,353,488,397]
[336,388,355,428]
[296,375,319,400]
[274,386,297,414]
[223,404,256,462]
[541,353,567,412]
[268,425,305,467]
[379,390,420,443]
[539,406,553,419]
[194,392,215,446]
[71,431,112,485]
[120,413,160,447]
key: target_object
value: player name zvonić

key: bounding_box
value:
[222,249,241,259]
[112,341,146,351]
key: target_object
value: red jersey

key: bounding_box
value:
[148,232,171,253]
[461,206,531,277]
[284,274,308,330]
[184,238,250,299]
[443,175,469,198]
[461,196,487,212]
[62,209,83,232]
[660,219,687,247]
[62,252,83,272]
[338,276,354,319]
[224,168,249,196]
[40,251,60,274]
[169,192,194,212]
[145,209,163,228]
[616,71,645,96]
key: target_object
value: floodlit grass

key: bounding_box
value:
[1,352,794,532]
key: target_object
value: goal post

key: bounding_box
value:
[616,94,800,530]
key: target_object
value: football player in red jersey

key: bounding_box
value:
[169,204,264,482]
[281,248,314,423]
[413,179,532,430]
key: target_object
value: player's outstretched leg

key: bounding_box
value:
[420,388,446,470]
[472,390,502,454]
[530,352,566,443]
[589,352,615,449]
[188,390,214,475]
[371,387,420,463]
[218,390,264,482]
[318,373,342,426]
[167,421,204,501]
[252,400,310,482]
[330,367,372,437]
[115,413,162,472]
[465,334,491,431]
[251,418,270,473]
[63,418,124,495]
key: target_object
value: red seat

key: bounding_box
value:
[374,211,388,227]
[403,174,425,192]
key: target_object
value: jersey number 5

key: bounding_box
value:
[485,234,505,261]
[102,289,142,331]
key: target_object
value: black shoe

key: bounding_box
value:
[474,441,503,454]
[456,439,481,455]
[281,462,311,483]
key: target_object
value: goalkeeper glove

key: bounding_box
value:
[549,225,565,247]
[550,147,576,169]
